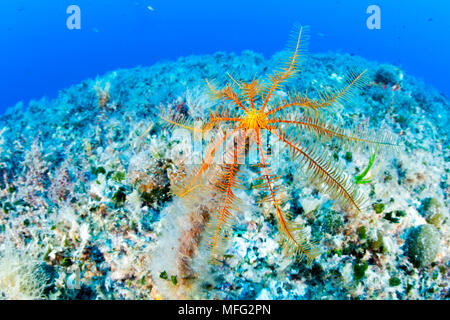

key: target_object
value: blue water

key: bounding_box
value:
[0,0,449,113]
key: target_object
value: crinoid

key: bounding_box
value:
[162,25,398,265]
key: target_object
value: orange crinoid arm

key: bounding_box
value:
[254,129,319,264]
[210,130,248,261]
[261,25,309,112]
[174,126,240,198]
[269,126,365,211]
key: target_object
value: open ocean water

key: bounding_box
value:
[0,0,449,111]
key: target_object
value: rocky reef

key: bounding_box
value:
[0,51,448,299]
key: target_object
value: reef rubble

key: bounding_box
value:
[0,51,448,299]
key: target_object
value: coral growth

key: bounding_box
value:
[0,38,447,300]
[0,246,54,299]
